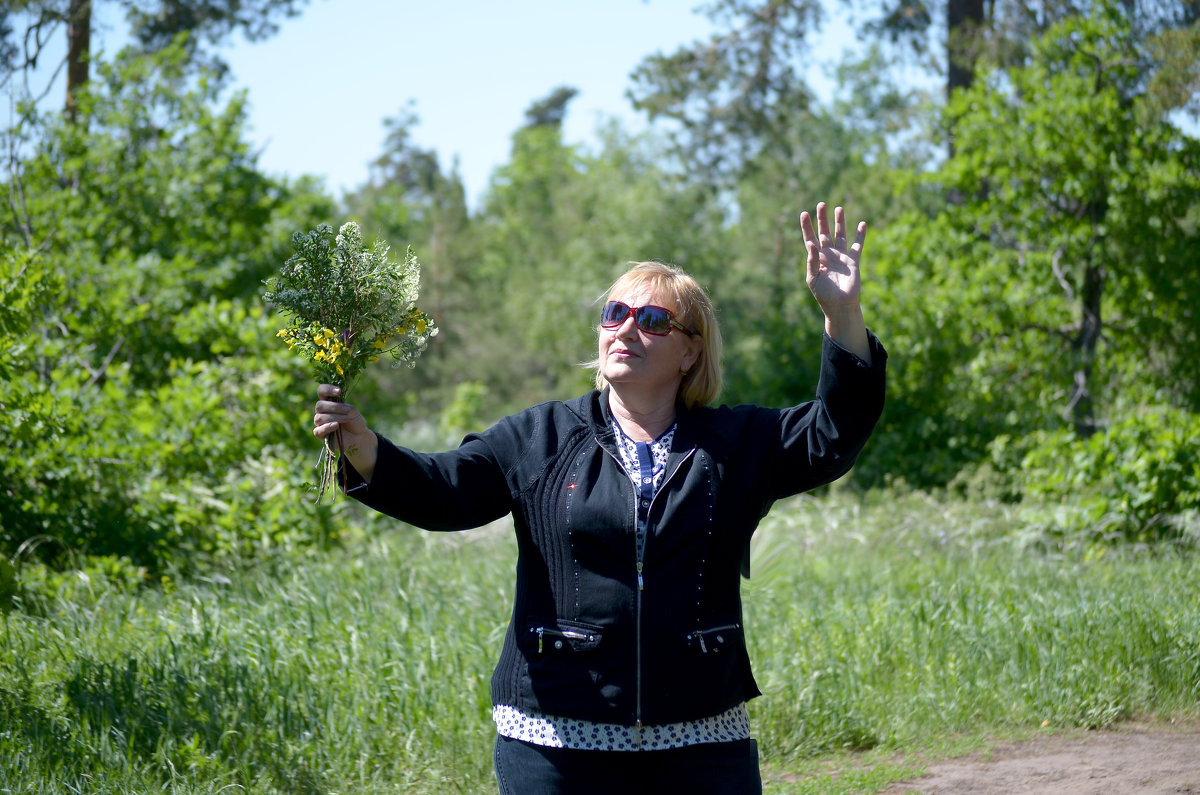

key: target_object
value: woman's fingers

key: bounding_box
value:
[800,208,816,246]
[313,384,361,438]
[833,205,847,250]
[850,220,867,260]
[816,201,831,247]
[802,203,853,252]
[802,204,867,285]
[313,403,343,438]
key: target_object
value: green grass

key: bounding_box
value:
[3,491,1199,793]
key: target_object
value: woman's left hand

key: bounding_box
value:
[801,202,872,362]
[801,202,865,313]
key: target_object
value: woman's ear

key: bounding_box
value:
[681,335,702,373]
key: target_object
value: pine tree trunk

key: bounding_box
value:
[65,0,91,124]
[947,0,985,97]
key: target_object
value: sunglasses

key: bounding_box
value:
[601,301,694,337]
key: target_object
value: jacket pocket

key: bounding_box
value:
[683,622,743,654]
[526,617,603,654]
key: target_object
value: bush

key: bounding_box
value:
[0,44,343,587]
[954,406,1200,547]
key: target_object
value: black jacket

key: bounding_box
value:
[346,332,887,726]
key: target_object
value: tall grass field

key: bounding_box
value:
[3,491,1198,793]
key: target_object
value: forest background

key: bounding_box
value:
[2,0,1200,792]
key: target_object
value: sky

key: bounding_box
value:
[50,0,859,208]
[212,0,722,205]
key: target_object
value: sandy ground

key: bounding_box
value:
[875,722,1200,794]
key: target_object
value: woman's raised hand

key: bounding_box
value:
[801,202,865,313]
[800,203,872,363]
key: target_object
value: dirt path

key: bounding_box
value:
[875,722,1200,794]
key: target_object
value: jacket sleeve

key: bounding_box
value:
[766,330,887,498]
[340,409,538,531]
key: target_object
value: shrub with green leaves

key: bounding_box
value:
[952,406,1200,548]
[0,43,344,584]
[1015,407,1200,546]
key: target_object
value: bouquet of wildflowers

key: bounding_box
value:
[264,221,437,500]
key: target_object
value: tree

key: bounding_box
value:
[628,0,825,187]
[342,105,478,423]
[860,0,1200,105]
[865,0,984,97]
[864,6,1200,493]
[945,0,983,95]
[944,6,1199,435]
[523,85,579,129]
[1,42,339,572]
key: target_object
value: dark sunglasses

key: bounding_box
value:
[601,301,694,336]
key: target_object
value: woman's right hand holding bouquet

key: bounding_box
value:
[313,384,378,483]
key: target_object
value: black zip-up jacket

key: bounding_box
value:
[345,332,886,726]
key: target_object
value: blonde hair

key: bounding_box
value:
[592,261,723,408]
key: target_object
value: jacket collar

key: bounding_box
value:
[592,386,700,456]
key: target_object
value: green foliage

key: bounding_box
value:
[0,249,57,377]
[958,407,1200,546]
[0,253,65,516]
[438,380,490,442]
[717,106,918,408]
[936,6,1200,421]
[1,43,342,578]
[863,7,1200,515]
[0,298,340,573]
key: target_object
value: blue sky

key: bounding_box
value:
[214,0,723,204]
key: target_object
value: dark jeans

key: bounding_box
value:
[493,734,762,795]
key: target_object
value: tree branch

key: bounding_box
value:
[1049,248,1074,302]
[81,337,126,390]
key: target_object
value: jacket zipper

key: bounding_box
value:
[598,437,696,744]
[598,442,645,739]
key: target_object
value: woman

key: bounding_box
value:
[313,203,886,794]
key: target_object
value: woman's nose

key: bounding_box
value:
[615,314,640,339]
